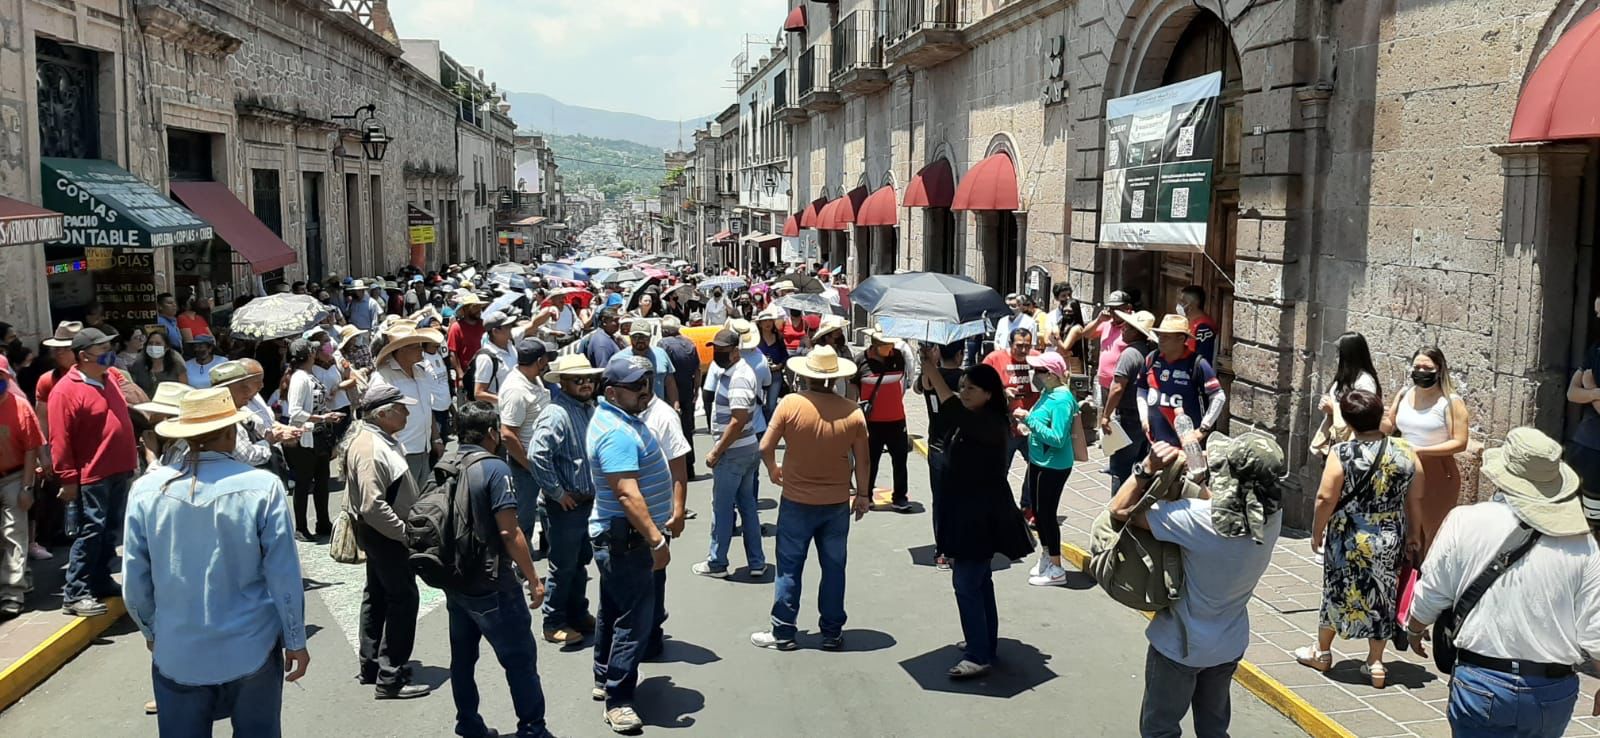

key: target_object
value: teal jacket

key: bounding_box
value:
[1024,385,1077,470]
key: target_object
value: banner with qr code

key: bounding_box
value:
[1098,72,1221,252]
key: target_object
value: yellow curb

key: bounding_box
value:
[0,597,127,711]
[911,440,1353,738]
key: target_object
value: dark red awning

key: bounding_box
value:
[951,153,1019,212]
[1510,11,1600,142]
[783,5,807,32]
[0,195,65,247]
[169,181,297,273]
[855,184,898,227]
[782,213,801,237]
[903,159,955,208]
[798,197,828,228]
[816,187,869,231]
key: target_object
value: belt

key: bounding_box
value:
[1458,650,1574,678]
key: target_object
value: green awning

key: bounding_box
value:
[41,158,214,248]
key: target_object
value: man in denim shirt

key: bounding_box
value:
[123,387,308,735]
[528,354,603,645]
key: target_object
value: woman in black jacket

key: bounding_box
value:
[920,352,1034,679]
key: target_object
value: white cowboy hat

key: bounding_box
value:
[755,304,785,322]
[813,315,848,342]
[787,346,856,381]
[1481,427,1588,536]
[1115,310,1158,340]
[723,318,760,350]
[154,387,253,439]
[373,320,433,367]
[43,321,83,348]
[858,326,898,346]
[1151,314,1191,335]
[348,279,368,290]
[132,381,194,417]
[543,354,604,383]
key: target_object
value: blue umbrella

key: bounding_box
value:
[534,263,587,282]
[873,315,989,345]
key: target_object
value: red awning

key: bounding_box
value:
[708,229,734,243]
[783,4,807,32]
[781,213,801,237]
[855,184,898,227]
[903,159,956,208]
[169,182,297,273]
[0,195,65,247]
[817,187,870,231]
[951,152,1020,212]
[1510,11,1600,142]
[797,197,828,228]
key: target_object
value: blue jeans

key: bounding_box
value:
[152,647,283,738]
[592,525,657,708]
[539,500,593,632]
[1139,645,1236,738]
[706,444,764,572]
[507,462,542,540]
[446,579,550,738]
[951,558,999,665]
[1447,664,1579,738]
[770,499,850,641]
[1107,409,1150,495]
[63,472,131,603]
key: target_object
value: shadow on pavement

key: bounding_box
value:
[898,639,1057,698]
[795,628,896,653]
[905,545,1017,573]
[303,623,324,642]
[649,637,720,665]
[90,615,140,645]
[732,565,773,584]
[756,497,777,511]
[407,662,452,690]
[303,577,342,592]
[1326,659,1438,691]
[634,675,703,729]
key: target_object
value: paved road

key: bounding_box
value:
[0,431,1305,737]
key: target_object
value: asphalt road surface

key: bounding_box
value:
[0,432,1305,738]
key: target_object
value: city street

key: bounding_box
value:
[0,432,1301,737]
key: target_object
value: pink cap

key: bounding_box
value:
[1025,351,1069,377]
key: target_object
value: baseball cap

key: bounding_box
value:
[484,311,518,330]
[1025,351,1070,377]
[70,327,116,351]
[603,354,653,386]
[359,384,417,415]
[515,338,548,366]
[1106,290,1133,307]
[627,321,652,338]
[707,328,741,349]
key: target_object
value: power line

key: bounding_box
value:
[550,153,672,172]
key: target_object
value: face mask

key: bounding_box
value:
[1176,303,1188,316]
[320,342,336,356]
[95,351,117,368]
[1411,369,1439,388]
[1031,374,1048,392]
[0,379,10,395]
[146,345,166,359]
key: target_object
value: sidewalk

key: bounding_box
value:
[900,396,1600,738]
[0,542,125,711]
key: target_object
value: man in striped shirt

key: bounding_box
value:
[585,354,674,734]
[693,328,768,579]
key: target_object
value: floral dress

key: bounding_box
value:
[1320,438,1416,640]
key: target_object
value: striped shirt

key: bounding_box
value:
[586,399,674,537]
[713,359,765,449]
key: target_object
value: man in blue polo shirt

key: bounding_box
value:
[586,354,674,734]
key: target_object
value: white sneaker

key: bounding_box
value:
[1027,555,1045,578]
[1028,564,1068,587]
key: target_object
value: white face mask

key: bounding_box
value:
[146,345,166,359]
[1175,303,1187,317]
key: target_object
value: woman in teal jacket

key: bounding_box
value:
[1016,351,1078,586]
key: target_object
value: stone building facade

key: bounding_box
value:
[760,0,1600,525]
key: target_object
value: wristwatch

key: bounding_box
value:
[1132,461,1155,481]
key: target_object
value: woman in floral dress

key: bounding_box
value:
[1295,389,1423,689]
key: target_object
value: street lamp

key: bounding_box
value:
[333,104,391,162]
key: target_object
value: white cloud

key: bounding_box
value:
[389,0,784,121]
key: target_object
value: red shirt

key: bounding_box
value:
[781,321,808,352]
[46,367,138,485]
[177,312,212,338]
[983,348,1039,437]
[0,393,44,474]
[447,319,486,372]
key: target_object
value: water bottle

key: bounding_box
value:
[1172,398,1207,478]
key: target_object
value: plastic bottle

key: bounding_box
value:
[1172,398,1207,477]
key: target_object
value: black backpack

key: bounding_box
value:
[405,449,500,592]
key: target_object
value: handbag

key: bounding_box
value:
[1430,523,1541,673]
[1331,437,1389,519]
[328,509,365,564]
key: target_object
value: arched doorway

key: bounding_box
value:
[924,207,956,272]
[981,210,1020,294]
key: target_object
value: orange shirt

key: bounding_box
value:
[0,392,44,474]
[766,391,868,505]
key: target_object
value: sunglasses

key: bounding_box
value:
[568,376,597,386]
[612,380,648,394]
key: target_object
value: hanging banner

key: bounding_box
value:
[1098,72,1221,252]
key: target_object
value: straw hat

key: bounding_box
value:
[154,387,253,439]
[772,280,796,293]
[813,315,848,342]
[1151,314,1191,336]
[1115,310,1158,340]
[787,346,856,380]
[1482,427,1587,536]
[132,381,193,417]
[374,320,433,366]
[755,304,784,322]
[724,318,760,350]
[43,321,83,348]
[858,326,897,346]
[334,324,364,349]
[348,279,368,291]
[543,354,604,383]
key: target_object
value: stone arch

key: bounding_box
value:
[1521,0,1600,85]
[982,132,1019,163]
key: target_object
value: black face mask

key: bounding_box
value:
[1411,369,1439,388]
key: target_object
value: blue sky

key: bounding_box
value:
[391,0,786,121]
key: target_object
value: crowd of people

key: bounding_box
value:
[0,250,1596,738]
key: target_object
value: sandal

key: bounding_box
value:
[1361,661,1387,689]
[947,659,991,680]
[1293,645,1332,672]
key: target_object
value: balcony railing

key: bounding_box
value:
[831,9,885,78]
[884,0,967,45]
[797,44,832,97]
[774,70,788,109]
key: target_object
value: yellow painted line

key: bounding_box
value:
[911,439,1353,738]
[0,597,127,711]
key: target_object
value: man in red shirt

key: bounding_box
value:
[0,356,43,618]
[48,328,138,617]
[982,327,1040,509]
[446,293,487,391]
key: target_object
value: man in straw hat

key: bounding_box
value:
[210,359,298,472]
[1104,310,1159,492]
[747,346,871,651]
[371,320,444,485]
[854,326,915,513]
[1406,427,1600,733]
[123,387,309,731]
[447,290,488,388]
[528,354,604,644]
[693,327,768,580]
[342,384,432,700]
[1139,313,1226,449]
[0,355,42,619]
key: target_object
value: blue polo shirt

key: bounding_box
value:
[586,398,674,538]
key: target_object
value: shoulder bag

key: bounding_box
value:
[1332,437,1389,519]
[1431,523,1541,673]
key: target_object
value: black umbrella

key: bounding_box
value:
[852,272,1008,334]
[778,271,826,294]
[625,276,663,312]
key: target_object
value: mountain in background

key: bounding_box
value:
[534,133,673,200]
[507,92,711,151]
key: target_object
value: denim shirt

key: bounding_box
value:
[123,452,307,686]
[528,386,596,501]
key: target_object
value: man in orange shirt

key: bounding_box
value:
[0,356,43,619]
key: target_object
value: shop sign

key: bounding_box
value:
[0,212,64,246]
[1041,36,1068,107]
[93,249,160,325]
[41,158,212,249]
[408,205,436,246]
[1099,72,1221,252]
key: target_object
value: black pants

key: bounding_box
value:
[1026,464,1073,555]
[677,388,697,477]
[359,528,420,687]
[285,445,331,535]
[867,419,910,504]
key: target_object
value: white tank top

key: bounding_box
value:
[1397,390,1453,447]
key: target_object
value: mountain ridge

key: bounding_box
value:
[506,91,711,151]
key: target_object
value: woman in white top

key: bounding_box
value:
[1381,346,1470,552]
[1315,332,1382,453]
[285,339,341,541]
[703,288,731,327]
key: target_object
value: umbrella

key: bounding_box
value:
[670,259,690,268]
[778,271,827,294]
[578,255,623,270]
[663,282,695,301]
[852,272,1008,328]
[625,276,663,312]
[228,294,330,341]
[535,263,587,282]
[873,315,989,345]
[775,292,833,315]
[641,267,670,280]
[544,287,594,310]
[487,290,522,317]
[488,263,524,275]
[697,275,747,294]
[601,269,648,286]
